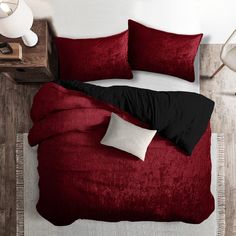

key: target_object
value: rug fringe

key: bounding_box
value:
[217,134,225,236]
[16,134,24,236]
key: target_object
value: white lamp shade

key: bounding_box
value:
[0,0,33,38]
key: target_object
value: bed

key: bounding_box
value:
[25,4,218,233]
[27,50,216,219]
[23,58,222,235]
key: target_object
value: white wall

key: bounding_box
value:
[25,0,236,43]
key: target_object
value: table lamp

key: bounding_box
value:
[0,0,38,47]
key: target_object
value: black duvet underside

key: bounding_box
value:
[55,80,214,155]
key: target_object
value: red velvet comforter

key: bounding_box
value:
[28,83,214,226]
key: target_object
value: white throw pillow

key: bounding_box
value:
[100,113,157,161]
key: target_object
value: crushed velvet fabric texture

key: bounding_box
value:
[28,83,214,226]
[55,31,133,81]
[128,20,203,82]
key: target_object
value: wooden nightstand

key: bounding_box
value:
[0,20,58,83]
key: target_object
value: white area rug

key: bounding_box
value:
[16,133,225,236]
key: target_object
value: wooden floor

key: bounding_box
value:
[201,44,236,236]
[0,44,235,235]
[0,78,40,236]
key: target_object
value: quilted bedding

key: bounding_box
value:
[28,81,214,226]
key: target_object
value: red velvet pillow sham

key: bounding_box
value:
[128,20,203,82]
[55,31,133,81]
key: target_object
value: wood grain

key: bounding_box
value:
[0,21,47,69]
[0,75,40,236]
[0,20,58,83]
[224,134,236,235]
[4,78,17,236]
[200,44,236,236]
[0,144,6,236]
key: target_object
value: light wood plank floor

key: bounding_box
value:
[201,44,236,236]
[0,44,235,236]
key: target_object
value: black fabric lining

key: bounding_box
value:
[55,80,214,155]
